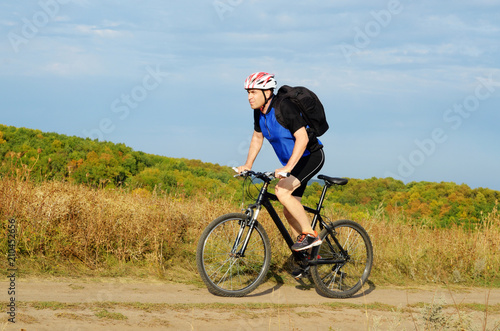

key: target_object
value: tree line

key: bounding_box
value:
[1,124,498,227]
[0,124,238,198]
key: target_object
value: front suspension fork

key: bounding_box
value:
[231,205,261,257]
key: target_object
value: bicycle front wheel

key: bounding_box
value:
[196,213,271,297]
[311,219,373,298]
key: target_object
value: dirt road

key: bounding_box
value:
[1,278,499,330]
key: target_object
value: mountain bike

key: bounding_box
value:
[196,170,373,298]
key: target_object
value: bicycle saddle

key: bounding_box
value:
[318,175,348,186]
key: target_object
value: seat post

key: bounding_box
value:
[310,182,330,230]
[315,182,330,213]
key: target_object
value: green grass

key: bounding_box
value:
[94,309,127,320]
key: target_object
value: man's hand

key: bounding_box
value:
[236,165,251,174]
[275,167,291,179]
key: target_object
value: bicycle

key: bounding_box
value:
[196,170,373,298]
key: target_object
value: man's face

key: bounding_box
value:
[247,89,271,110]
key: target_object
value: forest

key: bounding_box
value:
[1,124,499,228]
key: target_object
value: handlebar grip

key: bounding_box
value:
[233,168,253,178]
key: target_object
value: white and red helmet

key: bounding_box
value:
[244,72,277,90]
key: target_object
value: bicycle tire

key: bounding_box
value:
[196,213,271,297]
[310,219,373,298]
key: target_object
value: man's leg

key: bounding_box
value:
[275,176,314,235]
[283,201,301,239]
[279,149,325,251]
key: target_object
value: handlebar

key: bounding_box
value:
[232,167,290,181]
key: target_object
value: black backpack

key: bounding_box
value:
[273,85,329,137]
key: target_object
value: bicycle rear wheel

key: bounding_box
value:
[310,219,373,298]
[196,213,271,297]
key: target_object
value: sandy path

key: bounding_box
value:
[1,278,499,330]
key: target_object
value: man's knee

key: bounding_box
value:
[275,184,292,201]
[275,177,300,197]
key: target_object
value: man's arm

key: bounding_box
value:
[238,130,264,172]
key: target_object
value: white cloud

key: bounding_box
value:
[74,24,126,38]
[1,1,500,190]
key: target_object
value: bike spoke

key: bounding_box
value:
[197,215,271,296]
[216,257,240,288]
[311,220,373,298]
[208,257,233,284]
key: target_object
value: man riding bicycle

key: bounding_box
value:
[236,72,326,252]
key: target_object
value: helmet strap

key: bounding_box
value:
[260,90,273,112]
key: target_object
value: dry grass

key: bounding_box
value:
[354,205,500,286]
[1,176,499,287]
[0,176,232,279]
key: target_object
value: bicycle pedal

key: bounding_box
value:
[292,266,309,279]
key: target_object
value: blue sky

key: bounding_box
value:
[1,0,499,191]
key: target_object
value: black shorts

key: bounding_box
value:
[290,148,325,197]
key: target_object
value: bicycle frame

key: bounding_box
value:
[236,175,349,268]
[197,170,372,298]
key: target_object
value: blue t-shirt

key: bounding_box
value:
[254,98,322,166]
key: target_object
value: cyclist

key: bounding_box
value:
[236,72,325,252]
